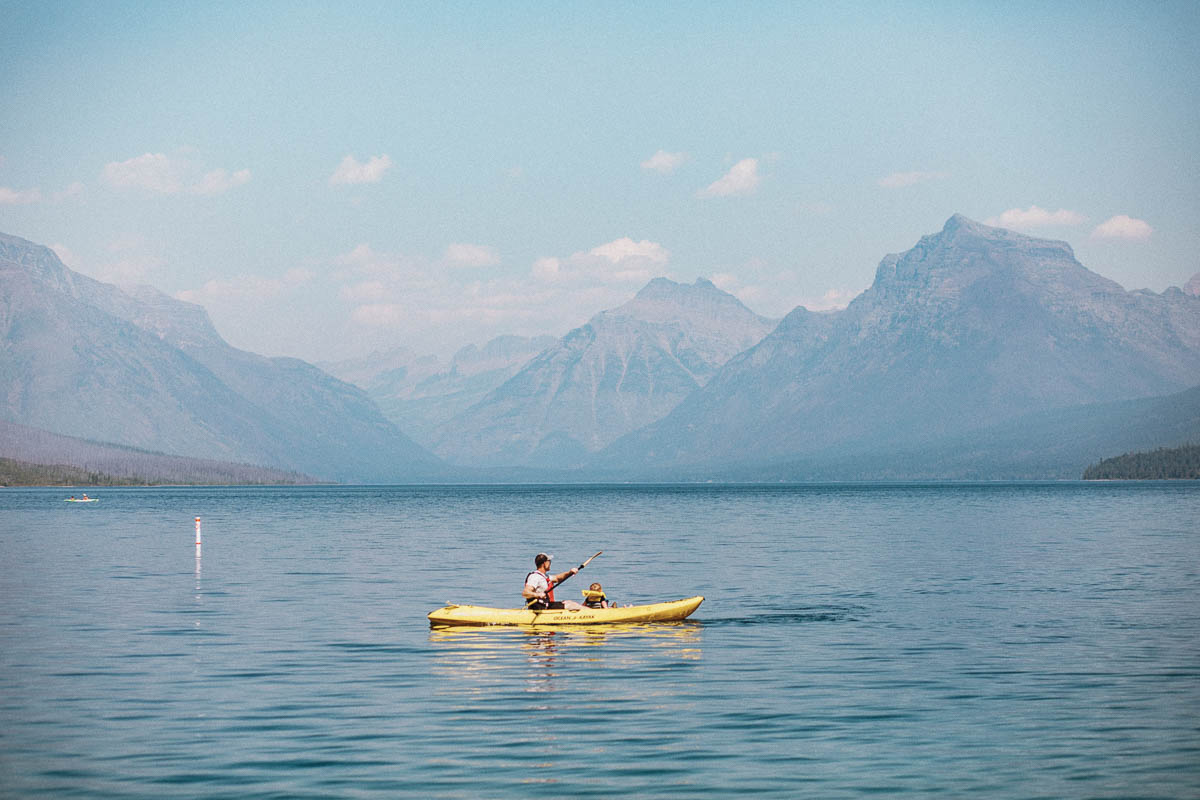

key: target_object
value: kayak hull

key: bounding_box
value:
[428,596,703,627]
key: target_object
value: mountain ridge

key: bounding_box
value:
[430,277,778,467]
[597,215,1200,471]
[0,231,444,482]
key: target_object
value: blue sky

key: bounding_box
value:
[2,1,1197,361]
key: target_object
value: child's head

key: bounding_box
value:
[589,582,603,592]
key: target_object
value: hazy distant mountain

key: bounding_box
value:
[687,384,1200,482]
[317,346,444,394]
[600,215,1200,472]
[323,335,557,448]
[1184,272,1200,297]
[432,278,778,467]
[0,232,443,482]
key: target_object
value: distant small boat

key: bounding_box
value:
[64,497,99,503]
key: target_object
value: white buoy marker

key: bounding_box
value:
[194,516,202,554]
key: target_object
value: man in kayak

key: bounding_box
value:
[522,553,584,610]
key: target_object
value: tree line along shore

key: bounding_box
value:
[1083,444,1200,480]
[5,445,1199,486]
[0,456,315,488]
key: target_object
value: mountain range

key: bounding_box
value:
[598,215,1200,474]
[3,217,1198,482]
[428,278,777,468]
[0,232,443,483]
[320,334,557,448]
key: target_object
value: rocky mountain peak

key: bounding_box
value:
[1184,272,1200,297]
[119,284,225,350]
[615,276,773,331]
[870,214,1109,300]
[0,232,80,295]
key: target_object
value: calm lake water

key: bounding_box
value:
[1,483,1197,798]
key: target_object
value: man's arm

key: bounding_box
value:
[552,567,580,586]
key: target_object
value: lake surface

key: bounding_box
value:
[1,483,1197,798]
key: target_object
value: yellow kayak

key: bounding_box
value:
[428,596,703,627]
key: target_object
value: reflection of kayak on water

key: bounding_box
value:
[428,596,703,627]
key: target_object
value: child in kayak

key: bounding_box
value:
[581,582,611,608]
[581,582,630,608]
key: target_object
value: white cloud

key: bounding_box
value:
[0,186,42,204]
[984,205,1087,229]
[532,237,670,287]
[333,243,440,292]
[589,237,669,265]
[103,153,179,193]
[1092,214,1153,240]
[329,154,393,185]
[444,243,500,268]
[641,150,686,174]
[878,170,948,189]
[335,243,402,276]
[804,287,855,311]
[336,243,380,268]
[532,257,561,281]
[102,153,250,195]
[340,280,389,303]
[317,239,678,359]
[0,181,84,204]
[194,168,251,196]
[64,233,167,285]
[50,243,78,268]
[710,272,740,293]
[177,269,313,304]
[698,158,761,198]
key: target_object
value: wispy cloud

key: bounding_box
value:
[194,168,251,196]
[178,268,313,304]
[532,237,670,287]
[329,154,392,185]
[984,205,1087,229]
[444,243,500,268]
[641,150,686,174]
[878,170,948,189]
[321,237,679,357]
[103,153,179,193]
[698,158,761,198]
[1092,214,1152,240]
[589,237,669,265]
[0,186,42,204]
[101,153,250,196]
[49,243,78,268]
[67,233,169,285]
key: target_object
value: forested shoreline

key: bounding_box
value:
[0,456,315,487]
[1083,444,1200,480]
[0,457,148,487]
[1,420,318,486]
